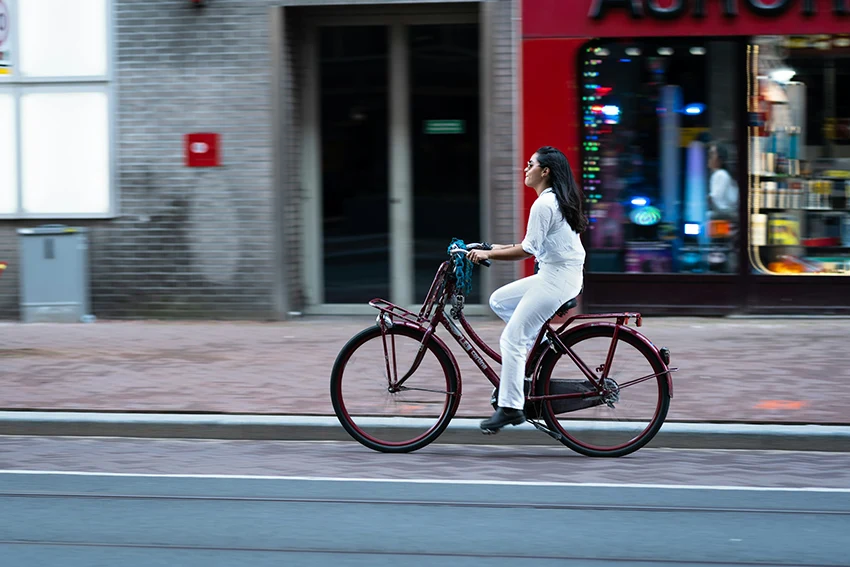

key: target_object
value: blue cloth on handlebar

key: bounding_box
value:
[447,238,474,297]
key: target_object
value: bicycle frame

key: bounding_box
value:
[368,260,674,406]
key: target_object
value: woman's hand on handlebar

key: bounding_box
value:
[467,249,491,265]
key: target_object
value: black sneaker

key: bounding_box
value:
[480,407,526,434]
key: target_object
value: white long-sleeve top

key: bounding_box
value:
[520,188,586,267]
[709,168,739,215]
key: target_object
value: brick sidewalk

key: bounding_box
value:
[1,316,847,424]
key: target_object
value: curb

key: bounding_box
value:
[2,412,850,452]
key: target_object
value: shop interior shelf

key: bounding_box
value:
[753,208,850,212]
[756,244,850,250]
[751,173,850,181]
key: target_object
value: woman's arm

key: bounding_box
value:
[468,243,532,264]
[468,196,548,264]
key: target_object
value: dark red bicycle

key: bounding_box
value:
[330,241,676,457]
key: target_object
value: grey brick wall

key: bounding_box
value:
[101,0,278,319]
[0,0,518,320]
[484,0,522,291]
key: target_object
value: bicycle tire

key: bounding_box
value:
[330,324,460,453]
[538,324,670,458]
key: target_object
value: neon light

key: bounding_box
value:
[684,140,707,244]
[629,206,662,226]
[684,103,705,115]
[630,197,648,206]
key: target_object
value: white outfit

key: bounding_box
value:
[489,188,585,410]
[709,168,738,219]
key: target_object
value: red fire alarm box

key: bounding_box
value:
[185,133,220,167]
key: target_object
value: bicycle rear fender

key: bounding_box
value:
[377,319,463,402]
[535,321,673,398]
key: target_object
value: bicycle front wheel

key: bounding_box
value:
[538,324,670,458]
[330,324,459,453]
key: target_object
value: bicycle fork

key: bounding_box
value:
[377,313,433,392]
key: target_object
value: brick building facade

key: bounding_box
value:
[0,0,520,320]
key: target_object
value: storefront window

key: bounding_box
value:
[0,0,113,218]
[580,39,741,274]
[748,35,850,276]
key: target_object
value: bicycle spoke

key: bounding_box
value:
[617,370,670,390]
[399,386,453,395]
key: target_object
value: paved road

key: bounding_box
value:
[2,470,849,566]
[3,438,850,565]
[2,437,850,488]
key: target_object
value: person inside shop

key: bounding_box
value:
[467,146,587,432]
[708,142,739,221]
[706,141,739,271]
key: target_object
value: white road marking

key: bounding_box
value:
[1,469,850,493]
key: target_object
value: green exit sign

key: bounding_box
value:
[423,120,466,135]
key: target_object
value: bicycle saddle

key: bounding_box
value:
[555,297,578,317]
[555,287,583,317]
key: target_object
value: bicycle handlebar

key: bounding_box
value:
[450,247,491,268]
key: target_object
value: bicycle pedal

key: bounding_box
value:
[480,427,499,435]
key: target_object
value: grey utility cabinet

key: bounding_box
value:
[17,225,92,323]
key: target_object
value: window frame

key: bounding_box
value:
[0,0,117,220]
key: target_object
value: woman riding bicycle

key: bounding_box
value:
[468,146,588,433]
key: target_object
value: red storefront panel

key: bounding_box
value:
[521,38,585,276]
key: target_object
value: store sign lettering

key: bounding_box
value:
[589,0,849,19]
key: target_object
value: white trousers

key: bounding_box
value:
[489,263,583,410]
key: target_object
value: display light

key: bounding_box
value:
[684,103,705,115]
[769,67,796,83]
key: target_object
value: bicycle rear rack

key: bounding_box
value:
[369,298,430,328]
[554,311,643,333]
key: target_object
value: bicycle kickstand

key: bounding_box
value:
[528,419,564,442]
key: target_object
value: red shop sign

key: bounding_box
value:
[523,0,850,38]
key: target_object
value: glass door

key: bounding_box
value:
[309,20,480,308]
[319,26,389,303]
[410,24,481,304]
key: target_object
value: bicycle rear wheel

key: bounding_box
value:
[538,324,670,458]
[330,324,459,453]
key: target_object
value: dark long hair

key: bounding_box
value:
[709,141,735,177]
[535,146,588,233]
